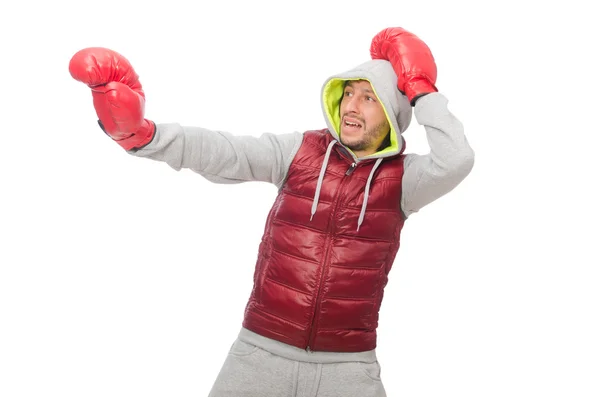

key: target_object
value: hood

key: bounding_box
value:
[320,59,412,160]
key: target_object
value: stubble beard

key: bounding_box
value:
[341,120,389,153]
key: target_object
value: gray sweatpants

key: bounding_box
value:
[208,328,387,397]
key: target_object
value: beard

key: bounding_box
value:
[340,119,390,153]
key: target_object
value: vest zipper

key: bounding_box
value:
[345,162,357,175]
[306,161,357,351]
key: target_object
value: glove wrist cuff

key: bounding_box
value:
[113,119,156,151]
[405,78,438,106]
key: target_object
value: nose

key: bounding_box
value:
[344,95,360,114]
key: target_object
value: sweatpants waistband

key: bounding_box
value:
[237,327,378,364]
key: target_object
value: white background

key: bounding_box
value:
[1,0,599,396]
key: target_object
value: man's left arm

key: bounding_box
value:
[370,27,475,217]
[401,93,475,217]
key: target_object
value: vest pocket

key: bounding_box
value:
[253,239,271,304]
[255,254,269,304]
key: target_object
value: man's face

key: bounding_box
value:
[339,80,390,157]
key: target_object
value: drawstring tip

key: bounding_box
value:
[310,214,314,222]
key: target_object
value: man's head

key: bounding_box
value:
[320,60,412,160]
[339,80,390,158]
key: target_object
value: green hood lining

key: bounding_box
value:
[323,78,399,157]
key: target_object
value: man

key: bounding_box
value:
[70,27,474,396]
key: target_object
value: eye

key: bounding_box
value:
[366,96,375,102]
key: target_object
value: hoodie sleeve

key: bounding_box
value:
[401,92,475,217]
[128,123,304,188]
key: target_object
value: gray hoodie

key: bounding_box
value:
[320,59,412,161]
[128,59,474,218]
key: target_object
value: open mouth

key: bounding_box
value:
[343,117,363,131]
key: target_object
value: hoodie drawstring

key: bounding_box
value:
[357,157,383,231]
[310,141,383,232]
[311,140,337,221]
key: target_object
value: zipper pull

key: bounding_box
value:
[345,162,357,176]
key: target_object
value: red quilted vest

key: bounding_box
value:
[242,129,406,352]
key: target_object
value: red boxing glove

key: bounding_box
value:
[370,27,438,106]
[69,47,155,150]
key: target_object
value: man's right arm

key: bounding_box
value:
[69,47,303,188]
[128,123,304,188]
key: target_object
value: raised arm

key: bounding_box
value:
[69,47,303,188]
[370,27,474,217]
[401,93,474,216]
